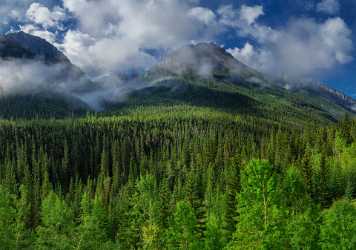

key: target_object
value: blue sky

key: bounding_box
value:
[1,0,356,96]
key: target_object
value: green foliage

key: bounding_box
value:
[166,201,200,249]
[76,193,114,250]
[0,107,354,248]
[320,200,356,249]
[35,192,74,250]
[286,208,320,250]
[0,185,17,250]
[231,160,287,249]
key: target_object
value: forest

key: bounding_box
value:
[0,105,356,249]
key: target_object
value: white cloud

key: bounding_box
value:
[60,0,220,75]
[240,5,264,25]
[2,1,352,82]
[20,24,56,43]
[317,0,340,15]
[221,5,353,78]
[228,42,254,61]
[0,59,86,96]
[188,7,216,25]
[58,30,96,71]
[0,0,58,30]
[227,42,272,71]
[218,4,264,27]
[26,2,66,28]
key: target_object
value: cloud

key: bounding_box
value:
[240,5,264,25]
[223,5,353,78]
[20,24,56,43]
[0,59,79,96]
[218,4,264,27]
[60,0,221,75]
[317,0,340,15]
[26,2,66,28]
[0,0,225,108]
[2,1,353,85]
[0,58,127,110]
[227,42,272,71]
[188,7,217,25]
[0,0,59,30]
[0,1,32,27]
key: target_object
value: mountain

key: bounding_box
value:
[0,32,93,118]
[148,43,268,85]
[0,31,69,64]
[0,33,354,123]
[114,42,355,124]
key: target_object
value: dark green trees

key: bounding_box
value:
[0,107,354,249]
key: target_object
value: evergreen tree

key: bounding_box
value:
[35,192,75,250]
[166,201,200,249]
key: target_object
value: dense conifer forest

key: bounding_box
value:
[0,105,355,249]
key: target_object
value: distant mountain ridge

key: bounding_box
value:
[0,32,354,122]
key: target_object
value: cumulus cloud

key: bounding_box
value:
[223,5,353,78]
[26,2,66,28]
[0,0,59,30]
[240,5,264,25]
[0,0,353,92]
[218,5,264,27]
[188,7,217,25]
[227,43,272,72]
[59,0,221,75]
[317,0,340,15]
[0,1,68,45]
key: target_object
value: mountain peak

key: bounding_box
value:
[0,31,69,64]
[187,42,233,57]
[149,42,264,83]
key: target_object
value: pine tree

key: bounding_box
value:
[166,201,200,249]
[35,192,75,250]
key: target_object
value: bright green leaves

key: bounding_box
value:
[232,160,286,249]
[166,201,200,250]
[320,200,356,249]
[35,192,74,250]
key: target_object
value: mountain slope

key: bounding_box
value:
[148,43,268,85]
[0,32,92,117]
[114,43,355,124]
[0,34,354,122]
[1,31,69,64]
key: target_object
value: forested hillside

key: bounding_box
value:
[0,105,356,249]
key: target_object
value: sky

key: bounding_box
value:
[1,0,356,97]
